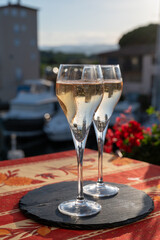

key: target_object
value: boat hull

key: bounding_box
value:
[2,117,45,137]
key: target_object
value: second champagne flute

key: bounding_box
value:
[83,65,123,197]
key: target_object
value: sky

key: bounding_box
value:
[1,0,159,47]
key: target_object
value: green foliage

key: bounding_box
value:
[40,50,98,77]
[119,24,158,47]
[124,107,160,165]
[146,106,155,115]
[40,51,97,65]
[146,106,160,121]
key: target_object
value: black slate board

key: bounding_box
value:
[19,181,154,230]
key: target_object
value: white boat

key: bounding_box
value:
[44,108,72,142]
[2,79,58,137]
[44,99,140,142]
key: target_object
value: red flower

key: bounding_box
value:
[116,139,123,148]
[124,106,132,113]
[104,144,112,153]
[105,113,145,154]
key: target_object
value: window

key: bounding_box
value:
[30,53,36,60]
[20,9,27,17]
[14,39,20,46]
[3,8,9,16]
[152,55,156,64]
[11,8,18,17]
[123,56,132,71]
[30,39,36,46]
[107,57,119,65]
[13,24,20,33]
[123,56,142,72]
[15,68,23,81]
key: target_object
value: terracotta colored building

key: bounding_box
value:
[0,2,39,101]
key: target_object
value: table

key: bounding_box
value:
[0,149,160,240]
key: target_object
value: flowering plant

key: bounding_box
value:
[104,106,160,165]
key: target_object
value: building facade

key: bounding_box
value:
[0,2,39,101]
[98,45,155,96]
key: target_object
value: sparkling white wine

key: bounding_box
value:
[56,80,103,142]
[94,79,123,132]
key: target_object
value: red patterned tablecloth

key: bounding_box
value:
[0,149,160,240]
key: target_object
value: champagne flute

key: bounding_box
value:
[83,65,123,197]
[56,64,103,216]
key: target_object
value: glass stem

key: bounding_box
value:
[94,121,110,185]
[71,131,88,202]
[76,142,84,200]
[97,132,104,183]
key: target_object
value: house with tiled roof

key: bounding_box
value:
[98,44,156,98]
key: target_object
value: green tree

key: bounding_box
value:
[119,24,158,47]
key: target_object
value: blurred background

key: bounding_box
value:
[0,0,159,161]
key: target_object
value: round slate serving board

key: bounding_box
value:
[19,181,154,230]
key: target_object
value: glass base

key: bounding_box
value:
[58,199,101,217]
[83,183,119,197]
